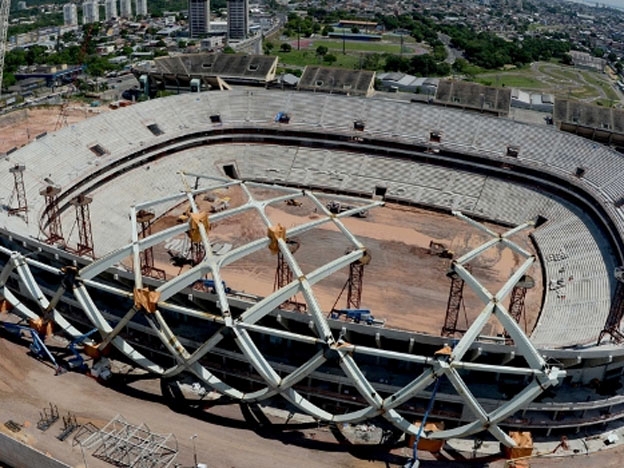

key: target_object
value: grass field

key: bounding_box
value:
[474,62,622,106]
[275,49,361,69]
[474,73,544,89]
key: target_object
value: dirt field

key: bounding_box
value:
[0,105,104,154]
[145,184,543,338]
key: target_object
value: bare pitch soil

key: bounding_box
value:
[0,105,104,154]
[147,184,543,337]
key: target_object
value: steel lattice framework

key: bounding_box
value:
[0,177,565,447]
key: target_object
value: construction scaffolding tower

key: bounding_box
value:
[441,265,471,337]
[70,194,94,258]
[8,164,28,216]
[80,414,178,468]
[40,185,64,245]
[506,274,535,336]
[274,239,302,309]
[346,249,371,309]
[189,241,205,266]
[598,266,624,344]
[136,209,166,280]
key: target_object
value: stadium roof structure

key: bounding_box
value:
[435,80,512,116]
[554,99,624,146]
[297,66,375,97]
[0,174,564,447]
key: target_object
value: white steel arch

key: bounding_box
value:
[0,177,564,446]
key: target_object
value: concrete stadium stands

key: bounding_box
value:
[297,66,375,97]
[435,80,512,116]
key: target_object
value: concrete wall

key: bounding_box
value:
[0,432,71,468]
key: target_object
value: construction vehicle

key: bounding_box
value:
[65,328,99,373]
[275,112,290,124]
[428,240,454,259]
[0,321,63,374]
[329,309,384,326]
[202,279,232,294]
[285,198,302,207]
[326,201,368,218]
[90,357,112,382]
[210,197,230,213]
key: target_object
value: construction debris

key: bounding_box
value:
[4,420,22,433]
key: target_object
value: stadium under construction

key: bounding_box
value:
[2,83,624,464]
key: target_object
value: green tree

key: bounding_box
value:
[280,43,292,53]
[316,45,328,57]
[323,54,337,65]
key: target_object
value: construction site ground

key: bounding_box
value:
[2,334,624,468]
[146,183,543,337]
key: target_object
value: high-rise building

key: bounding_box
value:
[188,0,210,37]
[227,0,247,40]
[119,0,132,18]
[82,0,100,24]
[63,3,78,25]
[135,0,148,16]
[104,0,117,20]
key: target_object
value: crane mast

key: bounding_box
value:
[0,0,9,96]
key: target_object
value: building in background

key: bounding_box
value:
[82,0,100,24]
[63,3,78,26]
[135,0,148,16]
[104,0,118,20]
[119,0,132,18]
[188,0,210,37]
[227,0,248,40]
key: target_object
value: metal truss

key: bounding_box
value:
[0,177,564,447]
[81,415,178,468]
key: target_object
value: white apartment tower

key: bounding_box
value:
[227,0,248,40]
[104,0,118,20]
[119,0,132,18]
[188,0,210,37]
[135,0,148,16]
[63,3,78,26]
[82,0,100,24]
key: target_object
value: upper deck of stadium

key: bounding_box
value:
[0,88,622,350]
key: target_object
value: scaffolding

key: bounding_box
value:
[598,266,624,344]
[81,415,178,468]
[506,274,535,337]
[332,249,371,311]
[136,209,166,280]
[274,239,302,310]
[40,185,64,245]
[346,251,370,309]
[70,194,94,258]
[8,164,28,216]
[441,265,471,337]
